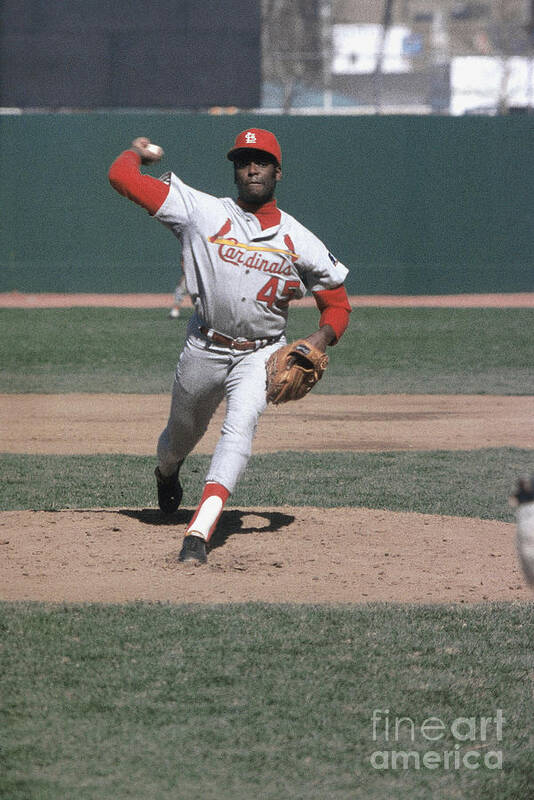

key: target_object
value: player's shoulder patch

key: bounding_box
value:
[158,171,172,185]
[328,251,339,266]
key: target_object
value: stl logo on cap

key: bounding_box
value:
[227,128,282,166]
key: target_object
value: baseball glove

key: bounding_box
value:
[265,339,329,405]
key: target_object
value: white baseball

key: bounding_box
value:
[146,143,164,158]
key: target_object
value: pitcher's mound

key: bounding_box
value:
[0,506,528,604]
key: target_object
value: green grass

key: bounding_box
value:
[1,307,533,393]
[1,602,532,800]
[1,449,530,520]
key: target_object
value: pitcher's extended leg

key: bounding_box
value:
[204,344,275,492]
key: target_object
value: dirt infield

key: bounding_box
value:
[1,506,528,604]
[2,291,534,308]
[2,393,534,455]
[1,392,532,604]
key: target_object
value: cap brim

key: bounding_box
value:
[227,146,280,165]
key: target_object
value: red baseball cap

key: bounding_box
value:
[227,128,282,166]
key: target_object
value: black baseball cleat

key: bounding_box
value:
[154,465,183,514]
[178,534,207,564]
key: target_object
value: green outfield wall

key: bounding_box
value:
[1,112,532,294]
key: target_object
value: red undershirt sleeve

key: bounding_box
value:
[313,284,352,343]
[108,150,170,215]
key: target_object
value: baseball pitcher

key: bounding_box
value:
[108,128,351,564]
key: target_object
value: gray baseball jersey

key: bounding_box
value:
[155,173,348,340]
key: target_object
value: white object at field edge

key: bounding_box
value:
[146,143,163,157]
[516,501,534,587]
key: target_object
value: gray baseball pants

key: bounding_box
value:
[157,324,284,493]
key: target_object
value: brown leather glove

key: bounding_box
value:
[265,339,329,405]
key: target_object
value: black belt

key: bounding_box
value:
[200,326,280,351]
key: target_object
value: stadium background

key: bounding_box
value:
[2,0,534,297]
[1,113,533,295]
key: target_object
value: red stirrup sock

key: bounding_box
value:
[186,482,230,542]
